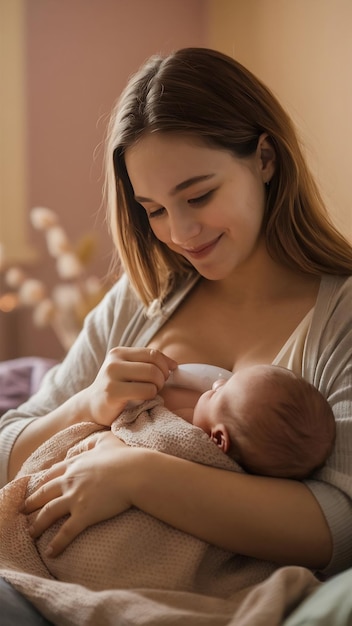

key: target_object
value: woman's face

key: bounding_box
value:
[125,132,274,281]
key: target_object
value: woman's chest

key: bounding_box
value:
[147,288,313,372]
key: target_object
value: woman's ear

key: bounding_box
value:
[257,133,276,184]
[210,424,231,453]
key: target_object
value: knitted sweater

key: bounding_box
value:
[0,272,351,575]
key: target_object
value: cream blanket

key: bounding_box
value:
[0,400,321,625]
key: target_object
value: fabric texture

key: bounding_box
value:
[0,399,322,625]
[0,272,351,578]
[0,578,53,626]
[0,357,56,417]
[282,568,352,626]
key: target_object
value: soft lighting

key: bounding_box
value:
[0,292,18,312]
[0,207,110,350]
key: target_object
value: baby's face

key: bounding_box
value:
[192,364,290,434]
[192,378,230,434]
[192,368,253,433]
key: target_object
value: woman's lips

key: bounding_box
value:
[182,235,223,259]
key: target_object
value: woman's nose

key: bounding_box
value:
[169,209,201,246]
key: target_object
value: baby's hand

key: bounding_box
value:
[83,347,177,426]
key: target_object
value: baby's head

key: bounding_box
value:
[192,364,336,479]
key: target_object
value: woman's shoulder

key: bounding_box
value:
[79,273,143,349]
[317,274,352,316]
[320,273,352,294]
[89,272,143,319]
[306,274,352,376]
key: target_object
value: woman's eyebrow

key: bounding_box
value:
[134,174,215,203]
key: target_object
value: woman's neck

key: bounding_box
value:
[202,246,320,306]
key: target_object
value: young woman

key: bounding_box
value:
[1,48,351,622]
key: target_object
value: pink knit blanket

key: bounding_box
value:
[0,400,320,625]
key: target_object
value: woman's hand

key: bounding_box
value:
[23,431,140,556]
[83,347,177,427]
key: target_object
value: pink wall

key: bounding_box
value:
[15,0,207,359]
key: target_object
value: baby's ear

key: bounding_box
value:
[210,424,230,453]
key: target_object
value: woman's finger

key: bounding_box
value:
[24,456,74,510]
[28,494,69,539]
[24,475,63,513]
[42,512,88,557]
[110,347,177,383]
[66,431,106,458]
[144,348,177,379]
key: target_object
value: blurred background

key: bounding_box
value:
[0,0,351,361]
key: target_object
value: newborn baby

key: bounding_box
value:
[166,364,336,480]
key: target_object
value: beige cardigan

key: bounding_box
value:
[1,272,351,575]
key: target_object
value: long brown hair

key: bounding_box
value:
[105,47,352,305]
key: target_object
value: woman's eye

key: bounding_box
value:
[147,207,165,219]
[188,190,214,206]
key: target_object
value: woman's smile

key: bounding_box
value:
[182,234,224,259]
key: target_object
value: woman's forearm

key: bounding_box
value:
[131,450,332,569]
[8,389,94,481]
